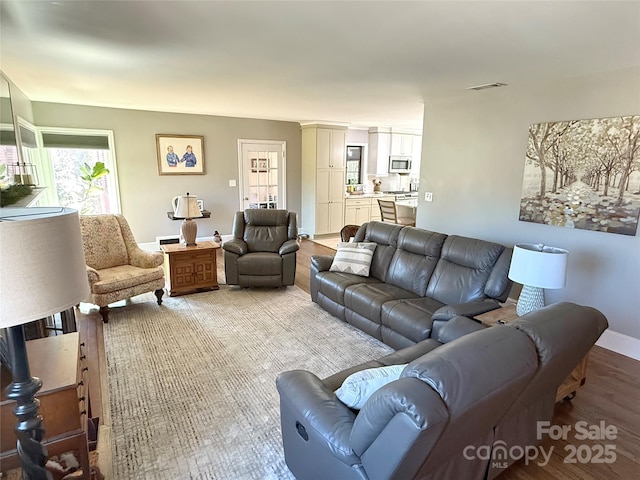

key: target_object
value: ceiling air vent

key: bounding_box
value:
[466,82,507,91]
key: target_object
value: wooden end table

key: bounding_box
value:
[161,241,220,296]
[475,305,590,402]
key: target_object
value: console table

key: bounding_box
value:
[475,305,589,402]
[162,241,220,296]
[0,332,90,478]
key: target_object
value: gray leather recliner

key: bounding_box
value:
[223,209,299,287]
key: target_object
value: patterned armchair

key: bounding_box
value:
[79,214,165,322]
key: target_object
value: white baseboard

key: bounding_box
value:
[596,330,640,361]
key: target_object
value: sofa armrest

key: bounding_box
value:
[311,254,334,272]
[279,239,300,256]
[129,248,164,268]
[222,238,248,256]
[350,377,449,478]
[431,299,500,321]
[435,315,485,343]
[86,266,100,284]
[276,370,359,464]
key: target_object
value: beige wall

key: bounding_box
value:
[32,103,302,243]
[418,66,640,339]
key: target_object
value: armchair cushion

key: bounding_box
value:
[80,214,129,270]
[90,264,164,294]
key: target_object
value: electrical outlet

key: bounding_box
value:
[229,179,236,187]
[424,192,433,202]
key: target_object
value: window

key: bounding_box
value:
[37,128,120,214]
[346,145,363,185]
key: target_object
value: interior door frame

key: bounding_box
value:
[237,139,287,210]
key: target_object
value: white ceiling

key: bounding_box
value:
[1,1,639,130]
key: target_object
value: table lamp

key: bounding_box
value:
[174,193,203,246]
[508,243,569,316]
[0,207,90,480]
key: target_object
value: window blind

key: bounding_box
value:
[42,132,109,150]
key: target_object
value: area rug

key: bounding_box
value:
[103,286,393,479]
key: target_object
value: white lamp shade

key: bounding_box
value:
[0,207,90,328]
[174,195,203,219]
[508,243,569,289]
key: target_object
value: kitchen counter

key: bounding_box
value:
[345,192,386,198]
[396,199,418,208]
[344,192,413,198]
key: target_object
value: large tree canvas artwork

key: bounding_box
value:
[519,115,640,236]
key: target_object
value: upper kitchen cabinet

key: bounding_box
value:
[368,128,422,176]
[390,132,414,156]
[315,127,345,169]
[367,127,391,176]
[301,124,347,236]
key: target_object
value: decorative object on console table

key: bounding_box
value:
[475,305,590,402]
[508,243,568,316]
[0,207,90,480]
[161,241,220,296]
[173,193,203,246]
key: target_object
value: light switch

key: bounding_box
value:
[229,179,236,187]
[424,192,433,202]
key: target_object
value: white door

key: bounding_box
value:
[238,140,286,210]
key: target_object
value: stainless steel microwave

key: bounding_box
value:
[389,156,412,173]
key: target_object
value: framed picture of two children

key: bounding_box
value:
[156,134,205,175]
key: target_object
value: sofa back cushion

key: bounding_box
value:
[426,235,506,305]
[242,209,289,253]
[385,227,447,295]
[79,214,129,270]
[354,222,403,281]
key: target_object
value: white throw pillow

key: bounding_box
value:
[335,364,407,410]
[329,242,377,277]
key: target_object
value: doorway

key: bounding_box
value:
[237,140,286,210]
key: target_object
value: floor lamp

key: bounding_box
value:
[0,207,90,480]
[508,243,569,316]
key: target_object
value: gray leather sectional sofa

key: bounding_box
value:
[310,221,513,349]
[276,303,608,480]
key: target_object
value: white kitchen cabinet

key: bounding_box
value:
[301,125,346,236]
[345,197,372,225]
[316,169,346,234]
[391,133,414,157]
[367,128,391,176]
[316,128,346,169]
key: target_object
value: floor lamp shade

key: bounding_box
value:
[174,194,203,246]
[508,243,569,315]
[0,207,90,327]
[0,207,90,480]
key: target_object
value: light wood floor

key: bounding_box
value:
[79,239,640,480]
